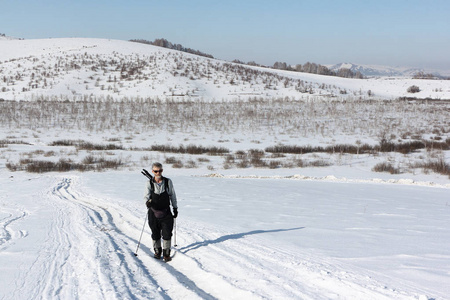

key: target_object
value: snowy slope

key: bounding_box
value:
[1,171,449,300]
[1,38,449,101]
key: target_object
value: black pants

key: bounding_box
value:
[148,210,174,241]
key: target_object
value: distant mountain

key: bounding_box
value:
[328,63,426,77]
[0,33,22,40]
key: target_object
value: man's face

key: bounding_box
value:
[152,168,163,179]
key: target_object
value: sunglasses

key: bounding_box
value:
[152,169,163,173]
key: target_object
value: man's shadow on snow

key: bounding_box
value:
[178,227,304,254]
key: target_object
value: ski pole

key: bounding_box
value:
[174,218,177,247]
[134,209,148,256]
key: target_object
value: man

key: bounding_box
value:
[144,162,178,261]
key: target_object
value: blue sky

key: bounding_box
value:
[1,0,449,70]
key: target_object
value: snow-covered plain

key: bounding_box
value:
[1,170,449,300]
[1,38,450,300]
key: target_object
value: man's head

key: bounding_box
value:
[152,162,163,179]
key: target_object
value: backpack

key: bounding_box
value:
[142,169,169,194]
[150,177,169,194]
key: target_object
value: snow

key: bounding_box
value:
[1,171,449,299]
[1,37,450,300]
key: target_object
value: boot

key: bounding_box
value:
[154,247,162,259]
[163,249,171,262]
[153,240,162,258]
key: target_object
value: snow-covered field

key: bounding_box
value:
[1,170,449,300]
[1,37,450,300]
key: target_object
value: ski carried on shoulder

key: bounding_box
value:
[141,169,152,180]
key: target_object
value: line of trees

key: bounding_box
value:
[130,38,214,59]
[272,61,364,79]
[413,71,449,80]
[233,59,363,79]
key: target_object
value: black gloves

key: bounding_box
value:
[146,201,151,209]
[173,208,178,218]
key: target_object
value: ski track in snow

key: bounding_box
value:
[0,211,28,249]
[1,175,429,300]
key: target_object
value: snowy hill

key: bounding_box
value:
[1,38,450,101]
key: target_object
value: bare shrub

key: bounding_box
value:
[224,154,235,165]
[151,144,229,155]
[77,142,124,151]
[267,140,447,156]
[269,160,281,169]
[6,162,19,171]
[236,158,250,168]
[206,146,230,156]
[50,140,79,146]
[281,161,295,168]
[82,155,96,164]
[0,139,30,145]
[165,156,180,164]
[248,149,267,167]
[26,160,56,173]
[223,162,232,169]
[108,137,122,142]
[393,141,425,154]
[407,85,421,93]
[44,151,57,157]
[265,145,318,155]
[165,156,184,168]
[308,160,332,167]
[7,156,124,173]
[172,161,184,168]
[376,140,449,154]
[50,140,123,151]
[96,157,123,170]
[265,143,372,155]
[22,159,82,173]
[372,162,401,174]
[184,159,198,168]
[295,158,305,167]
[412,158,450,177]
